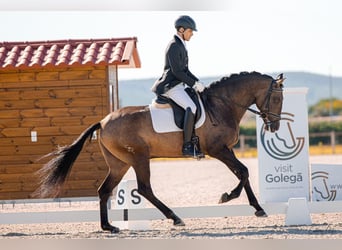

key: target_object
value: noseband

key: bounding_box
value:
[247,79,283,129]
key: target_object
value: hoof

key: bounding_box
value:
[255,210,268,217]
[219,192,230,204]
[110,227,120,234]
[173,218,185,226]
[102,224,120,233]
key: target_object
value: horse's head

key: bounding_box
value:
[203,72,284,132]
[256,73,285,132]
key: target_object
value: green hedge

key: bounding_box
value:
[309,121,342,133]
[237,121,342,147]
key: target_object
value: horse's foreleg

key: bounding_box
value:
[133,160,185,226]
[215,147,266,216]
[211,147,248,203]
[218,168,248,204]
[244,180,267,217]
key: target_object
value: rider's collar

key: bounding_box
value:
[175,34,187,50]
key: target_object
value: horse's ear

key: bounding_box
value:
[276,73,283,80]
[275,73,285,87]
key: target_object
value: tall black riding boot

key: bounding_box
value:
[182,108,204,158]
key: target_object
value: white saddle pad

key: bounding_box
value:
[149,99,206,133]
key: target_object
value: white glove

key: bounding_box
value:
[193,81,205,92]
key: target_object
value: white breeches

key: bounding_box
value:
[163,84,197,114]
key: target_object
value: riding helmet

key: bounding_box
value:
[174,15,197,31]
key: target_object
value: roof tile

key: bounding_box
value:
[0,38,140,70]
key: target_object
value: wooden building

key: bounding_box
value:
[0,38,141,200]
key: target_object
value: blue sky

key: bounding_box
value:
[0,0,341,80]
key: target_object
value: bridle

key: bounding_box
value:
[202,77,284,128]
[247,79,283,129]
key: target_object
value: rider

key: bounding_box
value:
[151,15,205,158]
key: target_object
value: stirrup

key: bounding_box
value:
[192,136,205,160]
[193,145,205,160]
[191,135,200,145]
[182,141,205,160]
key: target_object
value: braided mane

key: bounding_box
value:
[206,71,269,91]
[201,71,273,125]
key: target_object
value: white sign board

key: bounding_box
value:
[114,179,150,230]
[311,164,342,201]
[257,88,310,202]
[115,179,145,209]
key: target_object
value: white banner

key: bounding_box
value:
[311,164,342,201]
[115,179,145,209]
[257,88,310,202]
[114,179,150,230]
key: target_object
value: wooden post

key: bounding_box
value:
[108,65,119,111]
[330,131,336,154]
[239,134,245,157]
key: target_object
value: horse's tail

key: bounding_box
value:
[33,122,102,198]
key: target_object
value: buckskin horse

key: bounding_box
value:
[34,71,285,233]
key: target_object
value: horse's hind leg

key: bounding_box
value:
[132,158,185,226]
[98,144,130,233]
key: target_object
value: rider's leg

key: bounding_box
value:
[163,84,203,158]
[182,107,204,157]
[164,84,197,114]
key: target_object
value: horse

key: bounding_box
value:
[34,71,285,233]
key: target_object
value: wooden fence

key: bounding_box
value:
[237,131,342,155]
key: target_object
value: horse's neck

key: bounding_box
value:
[205,74,273,126]
[205,82,255,126]
[223,82,255,120]
[229,96,253,125]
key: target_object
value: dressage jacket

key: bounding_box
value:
[152,35,199,95]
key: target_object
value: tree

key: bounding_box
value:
[309,98,342,117]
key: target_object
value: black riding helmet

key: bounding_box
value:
[174,15,197,31]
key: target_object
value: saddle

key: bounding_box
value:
[154,87,202,129]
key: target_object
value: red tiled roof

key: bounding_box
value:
[0,38,141,70]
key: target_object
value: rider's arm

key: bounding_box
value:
[167,43,198,87]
